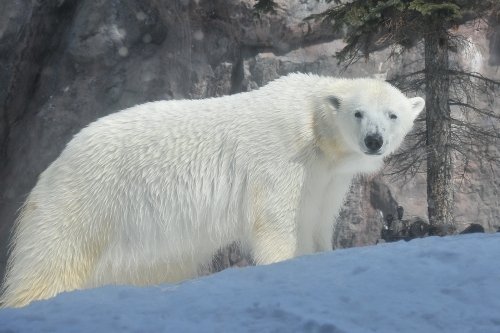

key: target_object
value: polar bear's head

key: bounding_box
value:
[328,79,425,157]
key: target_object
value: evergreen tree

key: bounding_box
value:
[256,0,500,229]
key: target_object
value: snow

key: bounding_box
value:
[1,233,499,333]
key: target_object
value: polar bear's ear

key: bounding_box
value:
[409,97,425,120]
[328,96,340,110]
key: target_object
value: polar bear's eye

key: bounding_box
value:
[354,111,363,119]
[389,113,398,120]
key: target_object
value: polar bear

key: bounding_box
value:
[1,73,424,307]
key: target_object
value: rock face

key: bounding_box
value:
[0,0,499,278]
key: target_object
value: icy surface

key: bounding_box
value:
[1,233,499,333]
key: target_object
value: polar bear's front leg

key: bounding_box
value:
[251,211,298,265]
[313,175,354,252]
[249,171,302,265]
[313,221,335,252]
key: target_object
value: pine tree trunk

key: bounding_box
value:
[424,29,454,227]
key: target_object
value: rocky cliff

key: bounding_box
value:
[1,0,498,278]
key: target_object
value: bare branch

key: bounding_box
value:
[448,70,500,86]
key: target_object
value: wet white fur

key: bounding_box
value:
[1,73,424,307]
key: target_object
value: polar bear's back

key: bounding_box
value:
[42,98,255,255]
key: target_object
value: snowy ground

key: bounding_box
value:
[1,233,499,333]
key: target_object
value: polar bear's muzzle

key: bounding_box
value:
[364,133,383,155]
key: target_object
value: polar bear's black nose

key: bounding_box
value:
[364,134,383,153]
